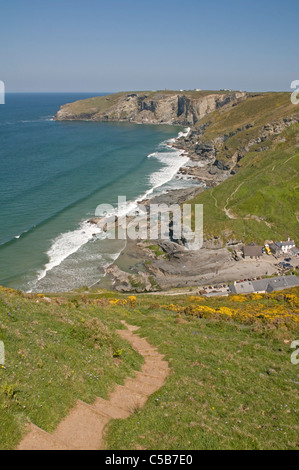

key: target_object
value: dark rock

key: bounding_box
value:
[213,159,231,171]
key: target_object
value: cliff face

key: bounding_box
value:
[54,91,247,126]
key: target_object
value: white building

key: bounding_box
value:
[275,239,296,254]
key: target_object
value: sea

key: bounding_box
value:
[0,93,196,292]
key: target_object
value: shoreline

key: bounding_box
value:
[90,128,293,294]
[29,92,299,294]
[90,127,237,293]
[27,124,193,294]
[86,126,200,290]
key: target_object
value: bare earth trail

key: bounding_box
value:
[213,181,273,228]
[272,153,297,172]
[17,321,170,450]
[223,182,244,220]
[220,152,298,226]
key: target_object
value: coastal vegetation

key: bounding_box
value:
[189,124,299,245]
[0,285,298,450]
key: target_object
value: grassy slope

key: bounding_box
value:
[106,290,299,450]
[0,286,298,450]
[189,93,299,244]
[0,288,142,449]
[61,92,129,116]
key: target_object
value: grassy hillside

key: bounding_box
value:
[194,92,298,146]
[0,286,298,450]
[188,93,299,245]
[0,287,142,449]
[58,91,129,117]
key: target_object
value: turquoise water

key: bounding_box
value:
[0,93,192,292]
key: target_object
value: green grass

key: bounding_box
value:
[146,244,166,258]
[0,286,298,450]
[104,291,299,450]
[189,124,299,245]
[0,288,143,449]
[183,92,299,245]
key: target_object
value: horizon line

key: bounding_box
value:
[4,89,292,94]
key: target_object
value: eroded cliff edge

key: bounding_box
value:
[54,90,247,126]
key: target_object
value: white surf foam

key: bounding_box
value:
[33,126,192,287]
[146,148,189,196]
[144,126,190,196]
[35,220,103,284]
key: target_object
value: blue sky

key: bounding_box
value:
[1,0,298,92]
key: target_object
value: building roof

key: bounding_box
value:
[269,243,280,252]
[275,240,295,248]
[252,279,269,292]
[229,275,299,295]
[229,281,255,295]
[243,245,264,257]
[230,278,270,293]
[266,275,299,292]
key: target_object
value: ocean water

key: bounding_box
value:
[0,93,195,292]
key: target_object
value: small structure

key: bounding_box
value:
[242,245,264,259]
[289,246,299,256]
[266,275,299,292]
[229,275,299,295]
[230,280,256,295]
[269,243,281,255]
[275,239,296,254]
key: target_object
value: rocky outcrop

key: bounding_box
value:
[55,91,247,126]
[243,116,299,153]
[105,264,160,293]
[172,113,299,184]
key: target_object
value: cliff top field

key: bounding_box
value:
[1,285,298,450]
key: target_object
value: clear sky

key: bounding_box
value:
[1,0,298,92]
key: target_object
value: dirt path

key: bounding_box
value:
[221,181,273,228]
[223,182,244,219]
[272,153,296,172]
[17,321,169,450]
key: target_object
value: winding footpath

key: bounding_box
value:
[18,321,169,450]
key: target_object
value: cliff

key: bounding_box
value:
[54,90,247,126]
